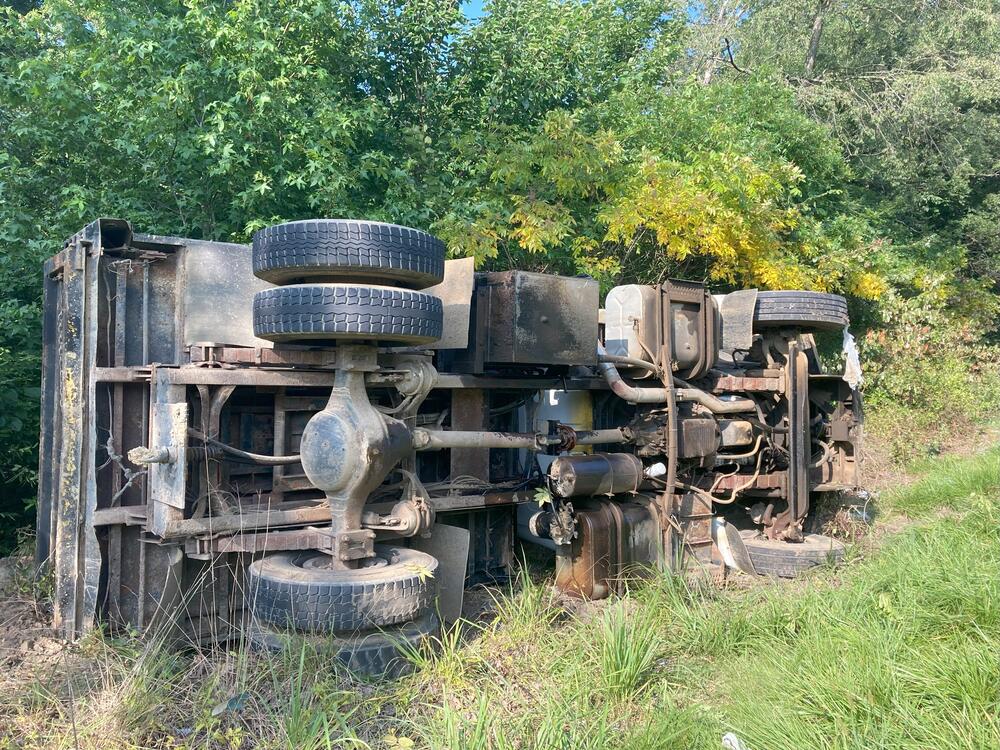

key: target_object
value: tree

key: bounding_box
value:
[736,0,1000,292]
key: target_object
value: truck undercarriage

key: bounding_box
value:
[37,218,862,675]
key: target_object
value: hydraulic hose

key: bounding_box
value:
[596,343,756,413]
[597,352,661,376]
[596,343,671,403]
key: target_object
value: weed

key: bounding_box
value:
[485,562,560,634]
[399,617,480,687]
[593,599,660,702]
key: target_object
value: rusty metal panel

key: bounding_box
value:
[481,271,599,365]
[51,224,104,638]
[706,373,781,392]
[555,499,659,599]
[188,344,334,368]
[677,417,719,458]
[705,472,786,492]
[184,527,336,556]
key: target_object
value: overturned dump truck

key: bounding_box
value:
[37,218,862,675]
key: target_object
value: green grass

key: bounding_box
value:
[594,601,659,702]
[711,499,1000,749]
[3,450,999,750]
[882,445,1000,516]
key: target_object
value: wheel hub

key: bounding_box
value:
[301,552,389,571]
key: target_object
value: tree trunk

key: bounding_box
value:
[804,0,833,75]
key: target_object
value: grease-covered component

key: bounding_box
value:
[548,453,644,498]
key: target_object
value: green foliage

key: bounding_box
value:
[858,278,1000,459]
[736,0,1000,287]
[726,0,1000,447]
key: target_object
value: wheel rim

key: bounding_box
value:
[298,551,390,571]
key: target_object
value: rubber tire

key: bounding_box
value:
[253,283,443,344]
[739,532,846,578]
[246,545,439,632]
[753,291,849,331]
[252,220,446,288]
[247,612,440,679]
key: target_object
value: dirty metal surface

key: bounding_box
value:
[188,344,337,368]
[148,374,188,537]
[668,490,714,569]
[700,471,786,492]
[704,372,782,393]
[717,289,758,356]
[425,257,474,350]
[787,340,811,527]
[35,255,61,571]
[184,526,336,557]
[181,240,273,349]
[51,234,94,636]
[450,389,491,481]
[481,271,599,366]
[412,523,470,623]
[659,280,717,380]
[555,497,660,598]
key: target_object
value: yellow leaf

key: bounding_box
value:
[403,562,435,582]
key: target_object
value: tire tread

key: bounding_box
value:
[253,220,445,288]
[753,291,849,331]
[246,547,438,632]
[253,284,443,344]
[741,532,845,578]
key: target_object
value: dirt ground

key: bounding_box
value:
[0,558,66,692]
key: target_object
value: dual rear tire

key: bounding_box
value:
[251,219,447,346]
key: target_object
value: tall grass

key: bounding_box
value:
[594,601,659,702]
[4,448,998,750]
[883,445,1000,516]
